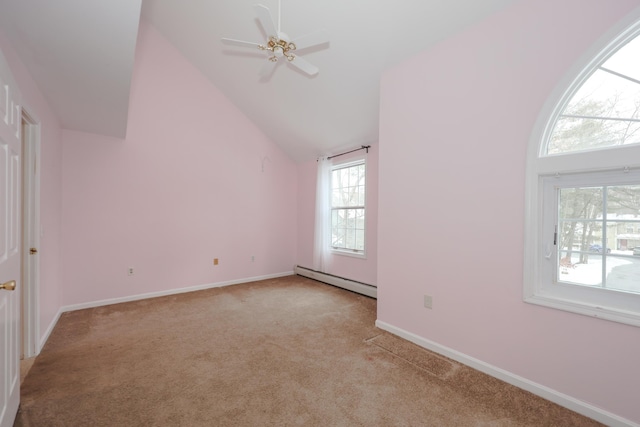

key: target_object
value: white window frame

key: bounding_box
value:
[330,158,366,258]
[524,15,640,327]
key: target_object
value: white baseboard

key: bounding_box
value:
[39,307,64,352]
[34,272,295,353]
[375,320,639,427]
[60,271,294,313]
[294,265,377,298]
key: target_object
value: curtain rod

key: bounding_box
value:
[326,145,371,160]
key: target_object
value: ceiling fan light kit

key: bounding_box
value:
[261,36,296,62]
[221,2,329,76]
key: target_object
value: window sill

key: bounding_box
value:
[331,248,367,259]
[524,293,640,327]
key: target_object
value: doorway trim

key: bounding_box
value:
[21,107,40,358]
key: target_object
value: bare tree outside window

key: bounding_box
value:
[557,185,640,293]
[331,162,365,253]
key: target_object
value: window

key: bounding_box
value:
[525,20,640,326]
[330,159,366,255]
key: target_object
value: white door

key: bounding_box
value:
[0,51,21,427]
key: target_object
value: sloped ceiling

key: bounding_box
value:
[0,0,516,161]
[0,0,141,138]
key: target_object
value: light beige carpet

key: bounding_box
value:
[15,275,602,426]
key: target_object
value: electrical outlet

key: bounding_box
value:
[424,295,433,309]
[213,258,219,266]
[128,267,134,276]
[251,255,255,262]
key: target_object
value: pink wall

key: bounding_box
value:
[379,0,640,423]
[0,30,64,343]
[60,21,297,306]
[297,146,378,286]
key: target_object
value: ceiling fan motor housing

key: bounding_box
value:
[266,35,296,61]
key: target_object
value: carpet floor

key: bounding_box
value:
[15,275,602,426]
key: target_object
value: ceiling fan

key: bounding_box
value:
[221,1,329,77]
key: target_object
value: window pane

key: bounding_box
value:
[558,187,604,284]
[346,228,355,249]
[557,184,640,294]
[336,209,346,228]
[332,189,341,207]
[607,185,640,215]
[602,35,640,82]
[355,230,365,251]
[558,249,603,286]
[340,169,349,188]
[330,207,366,251]
[332,227,345,247]
[549,116,640,154]
[564,69,640,120]
[607,185,640,252]
[349,166,359,187]
[605,256,640,294]
[546,34,640,155]
[332,170,340,190]
[559,251,640,294]
[608,221,640,251]
[347,187,359,206]
[355,209,365,230]
[558,187,603,222]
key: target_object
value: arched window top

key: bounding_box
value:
[526,13,640,328]
[544,30,640,156]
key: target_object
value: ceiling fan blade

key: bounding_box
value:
[221,38,261,48]
[291,30,330,51]
[289,56,319,76]
[259,60,277,78]
[254,4,277,38]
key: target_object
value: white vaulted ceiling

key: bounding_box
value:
[0,0,516,161]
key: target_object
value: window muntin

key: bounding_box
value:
[330,160,365,254]
[546,34,640,155]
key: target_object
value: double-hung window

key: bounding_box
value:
[525,21,640,326]
[330,159,366,256]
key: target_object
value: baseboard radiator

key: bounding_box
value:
[294,266,377,299]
